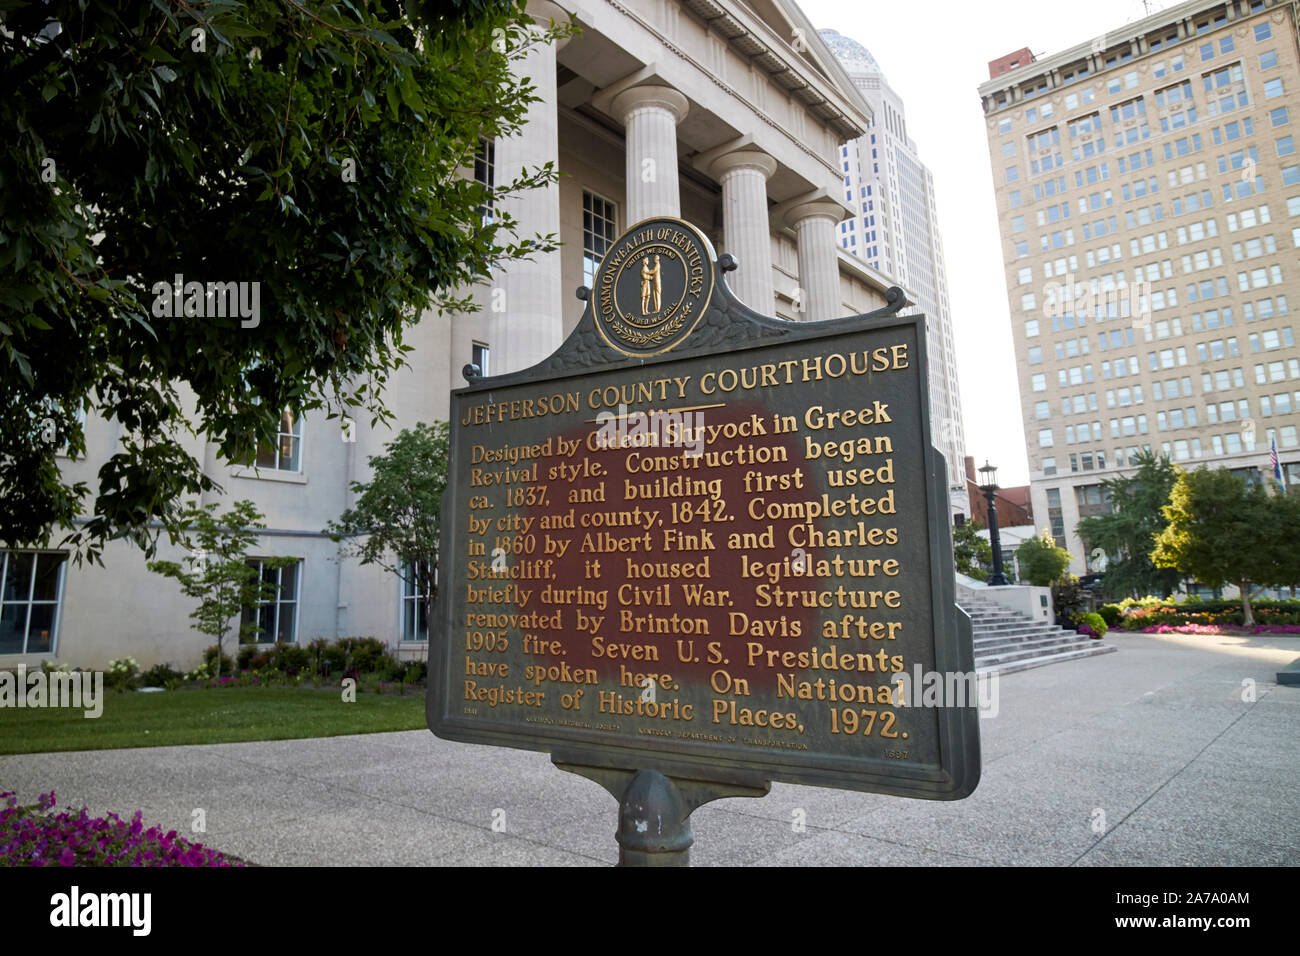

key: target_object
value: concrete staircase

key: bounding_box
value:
[959,594,1117,676]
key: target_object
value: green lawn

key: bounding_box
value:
[0,686,427,754]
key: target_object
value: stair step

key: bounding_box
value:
[960,596,1118,676]
[976,644,1118,677]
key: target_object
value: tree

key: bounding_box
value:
[953,520,993,581]
[146,500,294,676]
[1153,468,1300,625]
[324,422,449,643]
[1,0,568,563]
[1016,527,1073,586]
[1076,450,1181,599]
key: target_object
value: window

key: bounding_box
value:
[1032,373,1047,391]
[1265,78,1284,99]
[255,410,302,472]
[401,560,433,643]
[1272,106,1290,127]
[1039,428,1054,448]
[582,191,616,290]
[1260,50,1278,71]
[1255,23,1272,41]
[241,560,300,644]
[471,342,490,377]
[474,138,495,224]
[1006,165,1020,183]
[1028,345,1043,364]
[0,551,65,655]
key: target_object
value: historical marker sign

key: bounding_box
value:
[428,217,980,801]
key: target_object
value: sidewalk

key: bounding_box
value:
[2,631,1296,866]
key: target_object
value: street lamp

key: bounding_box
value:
[978,460,1010,586]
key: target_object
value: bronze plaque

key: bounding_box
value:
[428,218,979,799]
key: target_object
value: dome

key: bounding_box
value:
[818,28,883,79]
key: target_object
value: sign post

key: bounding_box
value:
[428,217,980,865]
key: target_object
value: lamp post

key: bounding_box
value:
[978,461,1010,586]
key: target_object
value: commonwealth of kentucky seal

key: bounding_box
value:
[592,218,716,356]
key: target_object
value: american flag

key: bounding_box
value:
[1273,438,1285,492]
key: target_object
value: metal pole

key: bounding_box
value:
[985,486,1009,586]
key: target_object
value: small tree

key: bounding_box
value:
[146,500,293,677]
[1152,467,1294,626]
[325,422,450,645]
[1016,527,1074,586]
[1076,450,1181,599]
[953,520,993,581]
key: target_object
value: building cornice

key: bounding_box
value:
[978,0,1287,106]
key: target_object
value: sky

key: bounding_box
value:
[796,0,1174,486]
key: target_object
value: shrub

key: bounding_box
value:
[335,637,389,673]
[203,645,235,676]
[140,663,184,688]
[269,643,310,674]
[1097,604,1122,628]
[104,657,139,692]
[1120,598,1300,629]
[404,660,428,684]
[1083,612,1108,638]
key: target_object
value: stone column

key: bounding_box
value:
[488,0,570,373]
[785,200,845,323]
[709,150,777,313]
[611,85,689,225]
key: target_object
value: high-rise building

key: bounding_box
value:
[978,0,1300,576]
[820,29,968,520]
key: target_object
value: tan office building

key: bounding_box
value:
[978,0,1300,576]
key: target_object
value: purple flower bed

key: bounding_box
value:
[1139,623,1300,636]
[1,792,246,867]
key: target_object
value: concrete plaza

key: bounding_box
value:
[2,631,1296,866]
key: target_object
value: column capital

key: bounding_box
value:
[610,84,689,125]
[784,198,846,229]
[525,0,576,50]
[709,149,778,182]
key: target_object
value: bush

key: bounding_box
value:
[334,637,389,673]
[1083,612,1108,638]
[203,645,235,676]
[140,663,184,688]
[1120,598,1300,629]
[1097,604,1122,628]
[104,657,139,692]
[403,660,428,684]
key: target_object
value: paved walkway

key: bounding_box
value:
[3,631,1297,866]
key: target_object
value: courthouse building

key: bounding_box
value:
[3,0,910,670]
[979,0,1300,575]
